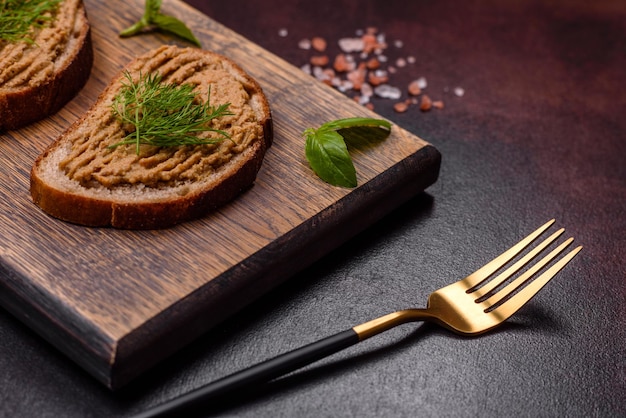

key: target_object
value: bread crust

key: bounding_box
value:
[30,46,273,229]
[0,1,93,131]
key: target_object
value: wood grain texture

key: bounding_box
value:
[0,0,440,389]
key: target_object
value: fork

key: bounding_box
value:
[133,219,582,418]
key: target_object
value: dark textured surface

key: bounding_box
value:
[1,0,624,416]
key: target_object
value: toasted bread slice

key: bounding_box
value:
[30,45,273,229]
[0,0,93,131]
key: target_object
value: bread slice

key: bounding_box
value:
[0,0,93,131]
[30,45,273,229]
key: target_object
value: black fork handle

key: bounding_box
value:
[132,329,360,418]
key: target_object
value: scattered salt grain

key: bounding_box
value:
[393,101,409,113]
[333,54,356,72]
[295,27,458,114]
[312,66,328,81]
[347,65,366,90]
[337,80,354,92]
[311,37,327,52]
[362,33,378,53]
[310,55,329,66]
[420,94,433,111]
[339,37,365,53]
[368,69,389,86]
[358,95,370,105]
[298,38,312,50]
[278,28,288,37]
[360,82,373,98]
[374,84,402,100]
[408,80,422,96]
[366,57,380,70]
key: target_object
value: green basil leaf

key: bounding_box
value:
[321,117,391,132]
[119,20,147,37]
[305,129,357,188]
[152,13,201,47]
[119,0,201,47]
[303,117,391,188]
[145,0,162,21]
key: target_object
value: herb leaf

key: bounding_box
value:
[151,13,201,46]
[119,0,201,47]
[110,71,233,154]
[0,0,61,44]
[321,117,392,132]
[303,117,392,188]
[145,0,162,21]
[305,128,357,188]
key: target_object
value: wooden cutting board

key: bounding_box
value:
[0,0,440,389]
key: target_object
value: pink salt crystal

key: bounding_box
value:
[333,53,355,72]
[347,63,367,90]
[310,55,329,66]
[366,57,381,70]
[368,69,389,86]
[311,37,327,52]
[420,94,433,111]
[408,80,422,96]
[362,33,378,53]
[393,101,409,113]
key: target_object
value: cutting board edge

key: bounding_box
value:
[108,144,441,389]
[0,258,117,387]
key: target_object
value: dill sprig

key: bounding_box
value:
[110,71,234,155]
[0,0,62,44]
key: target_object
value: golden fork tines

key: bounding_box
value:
[354,219,582,338]
[133,219,582,418]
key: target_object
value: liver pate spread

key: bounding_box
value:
[0,0,82,89]
[58,47,263,189]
